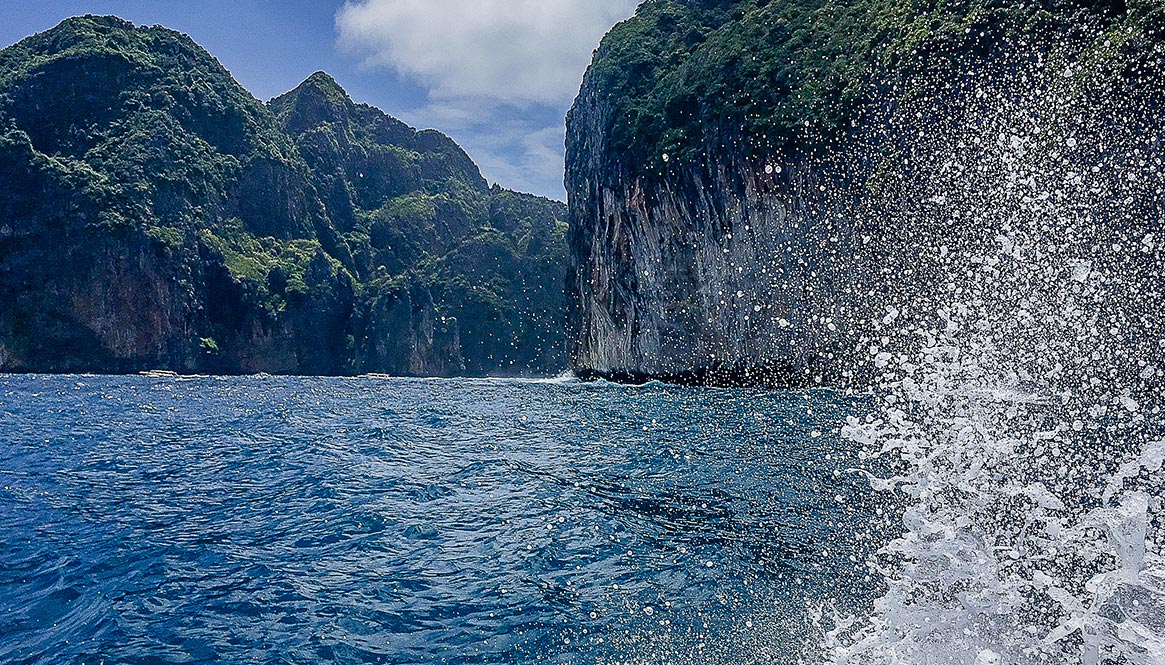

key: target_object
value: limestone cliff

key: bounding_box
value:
[0,16,568,376]
[567,0,1165,386]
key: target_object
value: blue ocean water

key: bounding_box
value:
[0,375,885,664]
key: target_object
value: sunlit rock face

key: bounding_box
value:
[566,0,1165,387]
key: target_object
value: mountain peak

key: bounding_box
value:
[0,13,271,160]
[57,14,136,31]
[301,71,345,94]
[32,15,190,51]
[282,71,353,105]
[2,14,223,86]
[269,71,356,133]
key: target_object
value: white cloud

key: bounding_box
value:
[336,0,639,107]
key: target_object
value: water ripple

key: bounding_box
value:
[0,375,883,664]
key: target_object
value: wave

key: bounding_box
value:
[354,372,583,386]
[520,372,584,385]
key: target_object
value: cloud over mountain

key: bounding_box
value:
[336,0,638,106]
[335,0,639,199]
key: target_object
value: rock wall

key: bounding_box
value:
[565,0,1165,387]
[567,138,857,385]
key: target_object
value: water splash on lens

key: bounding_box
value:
[823,41,1165,665]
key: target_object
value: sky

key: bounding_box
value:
[0,0,641,200]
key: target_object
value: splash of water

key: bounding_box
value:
[824,49,1165,665]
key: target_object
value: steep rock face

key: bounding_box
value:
[0,16,568,376]
[567,0,1165,386]
[358,283,463,376]
[567,113,846,385]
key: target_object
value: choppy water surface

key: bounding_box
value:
[0,375,881,664]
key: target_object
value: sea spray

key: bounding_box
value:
[824,45,1165,664]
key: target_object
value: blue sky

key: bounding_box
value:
[0,0,640,200]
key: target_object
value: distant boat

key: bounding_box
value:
[139,370,180,378]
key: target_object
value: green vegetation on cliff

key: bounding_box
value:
[582,0,1163,175]
[0,15,568,376]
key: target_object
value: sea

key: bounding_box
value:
[0,374,885,664]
